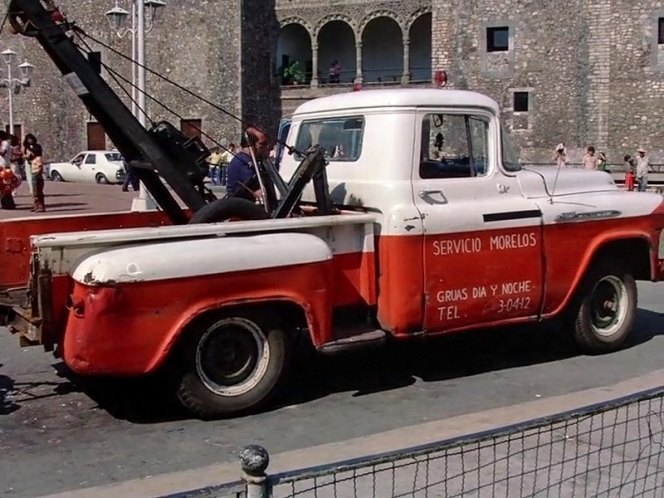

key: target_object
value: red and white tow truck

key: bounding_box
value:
[1,0,663,418]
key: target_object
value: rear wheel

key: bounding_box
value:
[176,311,290,419]
[572,257,637,354]
[50,171,64,182]
[95,173,109,184]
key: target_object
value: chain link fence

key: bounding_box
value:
[162,386,663,498]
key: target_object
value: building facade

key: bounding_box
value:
[0,0,663,165]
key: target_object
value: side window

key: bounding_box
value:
[295,116,364,162]
[84,154,96,165]
[419,113,489,179]
[72,153,85,166]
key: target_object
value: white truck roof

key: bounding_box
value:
[293,88,501,116]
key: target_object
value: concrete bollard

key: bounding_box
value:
[240,444,270,498]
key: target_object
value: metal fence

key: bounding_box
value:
[162,386,664,498]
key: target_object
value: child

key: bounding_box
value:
[597,152,607,171]
[623,154,635,192]
[0,161,21,209]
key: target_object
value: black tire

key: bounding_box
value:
[572,257,637,354]
[50,170,64,182]
[188,198,268,224]
[95,173,109,184]
[176,311,290,419]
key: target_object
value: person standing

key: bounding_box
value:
[635,147,651,192]
[582,145,598,170]
[121,159,139,192]
[207,146,223,186]
[219,143,236,187]
[0,131,11,168]
[10,135,25,180]
[554,143,568,168]
[597,152,607,171]
[623,154,635,191]
[23,133,45,212]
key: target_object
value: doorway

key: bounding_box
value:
[87,122,106,150]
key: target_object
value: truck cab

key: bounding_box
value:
[281,88,663,338]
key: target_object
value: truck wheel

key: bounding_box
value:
[188,198,268,224]
[176,312,290,418]
[572,258,637,354]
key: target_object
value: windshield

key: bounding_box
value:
[105,152,123,162]
[501,125,522,172]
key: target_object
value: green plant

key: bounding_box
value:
[283,61,306,85]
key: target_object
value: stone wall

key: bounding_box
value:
[432,0,664,164]
[0,0,245,162]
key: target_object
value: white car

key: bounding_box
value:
[49,150,126,184]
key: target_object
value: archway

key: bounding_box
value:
[362,17,403,83]
[409,13,432,82]
[318,21,356,84]
[276,23,312,84]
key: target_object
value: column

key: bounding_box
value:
[311,42,319,87]
[355,41,363,83]
[401,38,410,85]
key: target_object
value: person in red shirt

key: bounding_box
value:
[0,161,21,209]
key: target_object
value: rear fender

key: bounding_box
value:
[149,262,335,372]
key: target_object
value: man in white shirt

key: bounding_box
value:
[635,147,650,192]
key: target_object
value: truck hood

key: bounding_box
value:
[71,232,332,285]
[517,166,617,198]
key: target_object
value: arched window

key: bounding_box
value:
[409,13,432,82]
[277,23,312,85]
[318,21,356,84]
[362,17,403,83]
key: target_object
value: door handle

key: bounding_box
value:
[419,190,448,204]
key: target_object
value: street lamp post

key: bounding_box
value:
[105,0,166,211]
[0,49,34,136]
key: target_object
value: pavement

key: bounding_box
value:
[38,370,664,498]
[0,180,227,220]
[0,180,141,219]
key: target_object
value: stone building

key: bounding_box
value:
[0,0,663,165]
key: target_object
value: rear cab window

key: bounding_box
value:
[295,116,364,162]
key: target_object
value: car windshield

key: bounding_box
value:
[105,152,123,162]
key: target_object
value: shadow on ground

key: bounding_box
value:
[0,364,19,415]
[5,309,663,424]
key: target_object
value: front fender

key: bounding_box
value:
[543,228,654,318]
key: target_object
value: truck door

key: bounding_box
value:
[412,110,544,332]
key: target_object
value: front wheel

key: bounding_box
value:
[572,258,637,354]
[95,173,109,184]
[176,312,290,419]
[50,170,64,182]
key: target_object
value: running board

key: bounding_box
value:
[318,329,387,354]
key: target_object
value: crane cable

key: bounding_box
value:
[75,28,302,156]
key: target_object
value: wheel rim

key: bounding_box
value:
[589,275,628,337]
[52,172,62,181]
[195,317,270,396]
[96,175,107,184]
